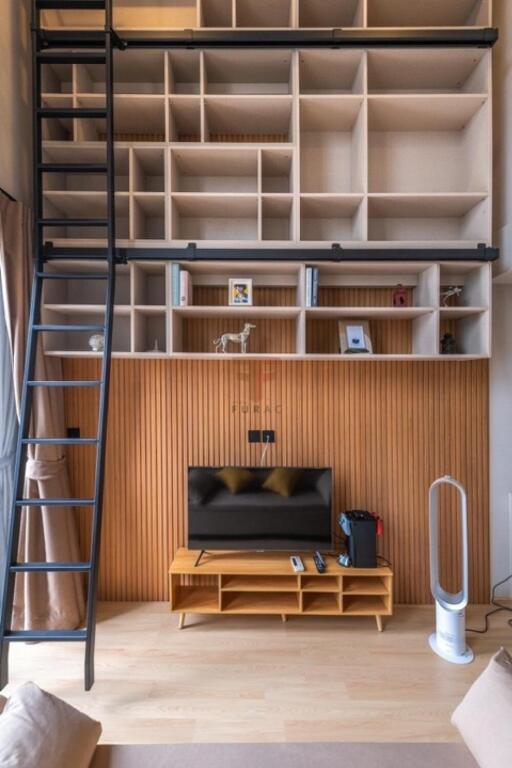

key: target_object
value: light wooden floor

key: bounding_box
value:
[6,602,512,744]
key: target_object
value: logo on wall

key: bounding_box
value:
[232,364,282,414]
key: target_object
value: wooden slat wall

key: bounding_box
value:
[63,358,489,604]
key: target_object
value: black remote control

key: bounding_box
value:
[313,551,326,574]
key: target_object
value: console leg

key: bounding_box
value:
[281,614,287,623]
[179,613,186,630]
[376,615,383,632]
[194,550,205,567]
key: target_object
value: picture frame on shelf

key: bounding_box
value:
[229,278,253,307]
[338,321,373,355]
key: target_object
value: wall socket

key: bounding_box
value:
[262,430,275,443]
[248,430,261,443]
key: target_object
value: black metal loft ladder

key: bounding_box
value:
[0,0,119,690]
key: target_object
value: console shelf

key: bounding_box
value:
[169,548,393,630]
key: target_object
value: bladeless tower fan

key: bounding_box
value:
[428,475,474,664]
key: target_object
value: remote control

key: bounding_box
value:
[290,555,305,573]
[313,551,326,574]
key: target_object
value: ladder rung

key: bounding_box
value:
[10,562,91,573]
[38,218,108,228]
[33,323,105,332]
[37,0,105,9]
[37,271,108,280]
[36,30,106,49]
[37,51,106,65]
[38,163,108,174]
[28,380,102,387]
[16,498,95,506]
[37,107,107,119]
[4,629,87,642]
[21,437,99,446]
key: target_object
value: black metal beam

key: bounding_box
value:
[42,243,500,263]
[119,28,498,50]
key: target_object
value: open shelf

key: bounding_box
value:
[299,0,365,28]
[132,148,165,192]
[204,96,294,143]
[173,586,219,613]
[299,50,365,95]
[111,51,165,95]
[133,308,167,354]
[439,262,491,307]
[132,194,166,240]
[439,310,490,357]
[168,51,200,95]
[301,576,340,592]
[366,0,490,28]
[261,149,293,193]
[169,97,201,142]
[200,0,233,28]
[302,593,340,614]
[368,95,490,194]
[343,595,389,615]
[262,196,294,241]
[235,0,293,28]
[204,50,292,95]
[300,196,365,242]
[343,576,389,595]
[300,97,365,193]
[222,592,300,613]
[41,308,131,355]
[132,262,167,305]
[171,148,258,192]
[221,576,299,591]
[171,194,258,240]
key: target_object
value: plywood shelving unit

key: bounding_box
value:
[40,40,492,249]
[40,259,491,359]
[169,549,393,630]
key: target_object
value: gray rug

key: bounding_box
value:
[91,742,477,768]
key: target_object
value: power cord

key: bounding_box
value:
[259,434,271,466]
[467,574,512,634]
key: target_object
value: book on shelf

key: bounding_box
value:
[305,266,319,307]
[171,263,181,307]
[179,269,192,307]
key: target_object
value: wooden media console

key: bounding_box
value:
[169,548,393,630]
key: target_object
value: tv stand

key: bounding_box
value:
[169,549,393,631]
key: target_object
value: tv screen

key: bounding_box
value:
[187,467,332,552]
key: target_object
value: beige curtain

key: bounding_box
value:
[0,195,85,630]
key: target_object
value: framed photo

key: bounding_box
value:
[338,320,373,354]
[229,278,253,306]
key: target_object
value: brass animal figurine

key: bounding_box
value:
[213,323,256,354]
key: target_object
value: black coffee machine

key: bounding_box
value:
[339,510,378,568]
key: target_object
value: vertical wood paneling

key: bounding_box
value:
[62,358,489,604]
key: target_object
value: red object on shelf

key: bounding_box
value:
[392,284,409,307]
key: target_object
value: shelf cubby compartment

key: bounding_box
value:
[133,307,167,354]
[300,97,365,193]
[366,0,490,28]
[221,576,299,591]
[204,50,292,95]
[112,50,165,94]
[439,263,490,308]
[131,194,166,241]
[343,595,390,615]
[171,148,258,193]
[172,586,219,613]
[171,194,258,240]
[299,50,365,95]
[305,309,437,357]
[235,0,293,28]
[132,262,167,306]
[261,149,293,193]
[114,95,166,142]
[42,147,129,193]
[368,194,490,244]
[74,96,106,142]
[42,262,130,307]
[300,196,366,242]
[41,62,72,94]
[262,196,293,241]
[181,261,301,308]
[75,62,105,95]
[343,576,390,595]
[439,309,490,357]
[299,0,365,28]
[302,593,340,614]
[311,263,439,309]
[222,592,300,613]
[113,0,199,30]
[132,148,165,192]
[301,576,340,592]
[200,0,233,27]
[168,50,200,95]
[172,307,299,356]
[368,95,490,194]
[42,191,129,241]
[204,96,294,144]
[169,97,201,142]
[41,108,74,142]
[41,308,131,355]
[367,49,489,95]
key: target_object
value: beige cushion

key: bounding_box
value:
[0,681,101,768]
[452,647,512,768]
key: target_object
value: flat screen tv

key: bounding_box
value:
[187,467,332,552]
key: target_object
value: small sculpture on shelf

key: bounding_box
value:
[441,285,463,307]
[213,323,256,354]
[440,333,457,355]
[392,284,409,307]
[89,334,104,352]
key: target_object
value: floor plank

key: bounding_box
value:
[5,602,512,744]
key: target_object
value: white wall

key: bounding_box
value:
[0,0,31,204]
[491,0,512,597]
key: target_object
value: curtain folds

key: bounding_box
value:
[0,195,85,630]
[0,284,17,599]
